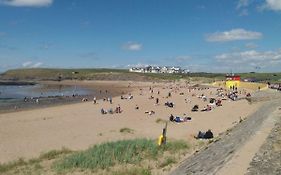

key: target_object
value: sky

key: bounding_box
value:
[0,0,281,73]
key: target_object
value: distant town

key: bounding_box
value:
[129,66,189,74]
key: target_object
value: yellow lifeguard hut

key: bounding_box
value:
[225,74,240,89]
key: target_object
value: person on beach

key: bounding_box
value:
[191,105,199,112]
[196,129,213,139]
[156,98,159,105]
[168,92,171,97]
[115,104,122,113]
[93,97,97,104]
[101,108,107,114]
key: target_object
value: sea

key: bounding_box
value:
[0,84,92,111]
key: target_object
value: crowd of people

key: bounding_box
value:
[95,82,252,141]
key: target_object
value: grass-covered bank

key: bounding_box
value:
[1,68,280,83]
[54,138,189,174]
[0,139,191,175]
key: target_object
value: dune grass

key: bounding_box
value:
[0,139,189,174]
[158,156,177,168]
[0,158,27,173]
[0,148,73,174]
[38,147,73,160]
[53,138,189,173]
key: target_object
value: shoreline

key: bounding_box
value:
[0,80,142,114]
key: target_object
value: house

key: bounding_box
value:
[129,65,184,74]
[129,67,144,73]
[225,74,241,89]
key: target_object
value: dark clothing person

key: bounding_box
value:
[204,130,214,139]
[169,114,174,122]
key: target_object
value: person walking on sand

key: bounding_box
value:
[156,98,159,105]
[93,97,97,104]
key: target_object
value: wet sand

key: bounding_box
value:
[0,80,138,113]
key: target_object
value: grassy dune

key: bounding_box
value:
[0,139,191,175]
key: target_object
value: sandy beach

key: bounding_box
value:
[0,80,260,164]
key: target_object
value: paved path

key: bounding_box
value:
[170,91,281,175]
[246,116,281,175]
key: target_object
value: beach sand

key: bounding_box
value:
[0,80,260,163]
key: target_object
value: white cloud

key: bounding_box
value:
[32,62,43,68]
[22,61,43,68]
[22,61,33,67]
[263,0,281,11]
[0,0,53,7]
[216,49,281,68]
[206,28,262,42]
[123,42,142,51]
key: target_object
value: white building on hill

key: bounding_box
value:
[129,65,187,74]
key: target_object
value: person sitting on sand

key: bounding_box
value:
[169,114,174,122]
[196,131,205,139]
[148,110,155,115]
[128,94,133,99]
[93,97,97,104]
[209,98,216,104]
[216,99,222,106]
[195,129,213,139]
[108,108,114,114]
[135,105,139,110]
[191,105,199,112]
[145,110,155,115]
[149,95,154,99]
[201,106,207,112]
[115,105,122,113]
[101,108,107,114]
[173,116,191,123]
[165,102,174,108]
[204,129,214,139]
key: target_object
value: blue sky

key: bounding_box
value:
[0,0,281,73]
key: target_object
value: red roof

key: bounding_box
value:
[226,75,240,81]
